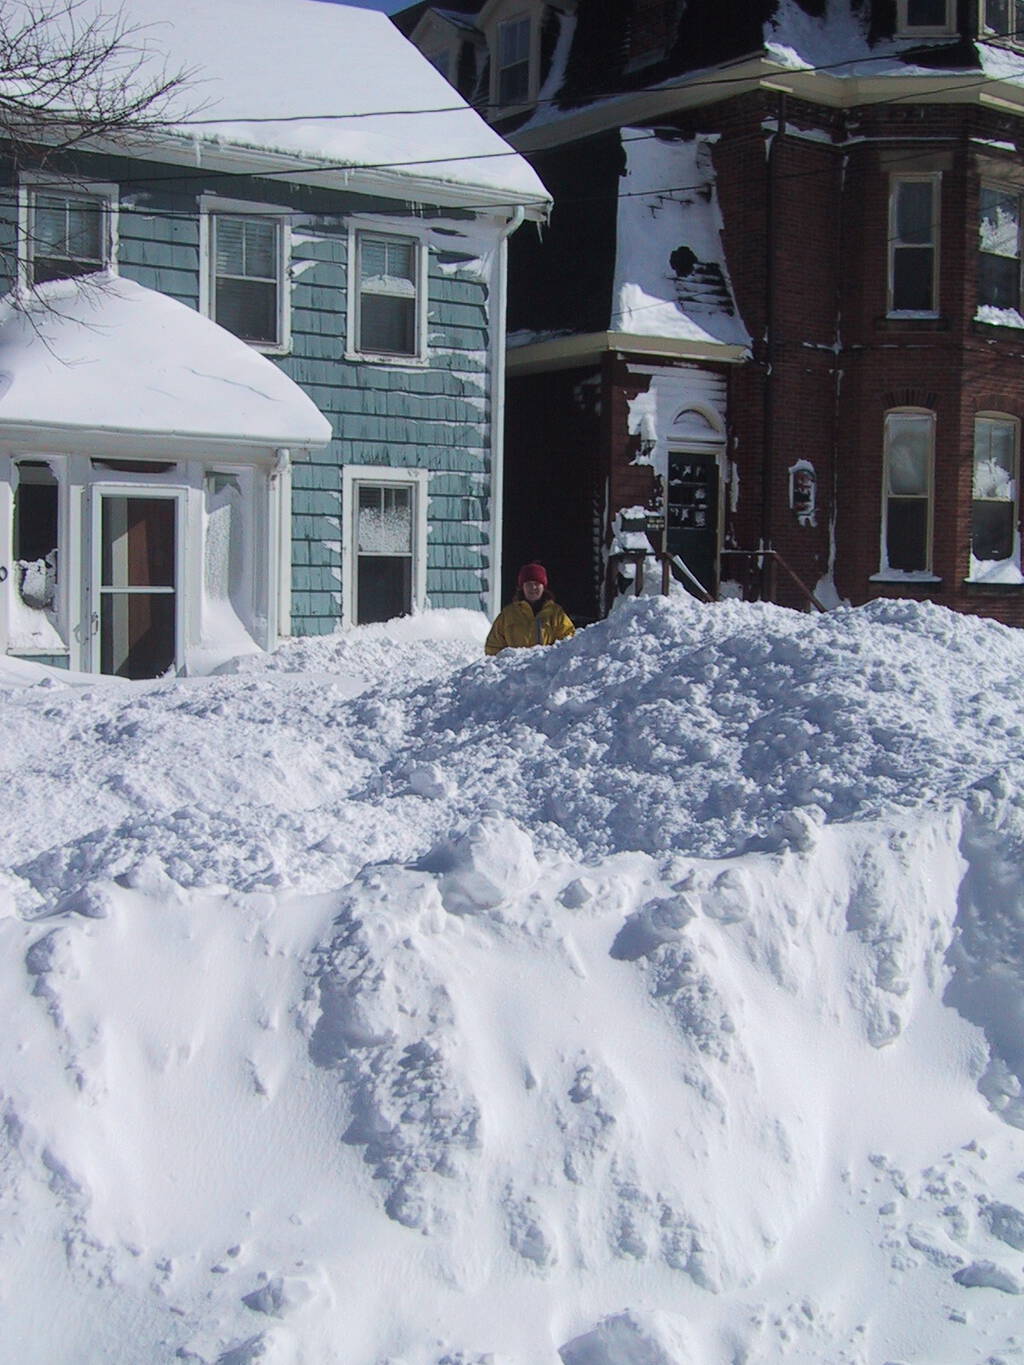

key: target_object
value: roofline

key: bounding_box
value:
[510,54,1024,152]
[67,127,551,218]
[0,424,328,460]
[507,331,750,374]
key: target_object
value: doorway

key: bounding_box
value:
[666,450,720,598]
[93,491,180,678]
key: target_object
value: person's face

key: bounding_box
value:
[522,579,545,602]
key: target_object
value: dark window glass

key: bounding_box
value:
[356,556,412,624]
[984,0,1024,38]
[979,186,1020,309]
[886,500,929,571]
[906,0,948,23]
[892,248,935,310]
[972,500,1015,559]
[497,17,530,103]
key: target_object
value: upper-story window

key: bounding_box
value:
[203,209,290,351]
[880,410,935,575]
[349,228,426,362]
[982,0,1024,44]
[20,182,116,286]
[497,15,531,105]
[979,184,1022,312]
[889,176,940,314]
[897,0,955,34]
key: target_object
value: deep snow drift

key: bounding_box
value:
[3,597,1024,1364]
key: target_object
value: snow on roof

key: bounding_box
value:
[612,130,750,350]
[0,275,332,450]
[30,0,550,209]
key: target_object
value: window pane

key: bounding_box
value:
[215,217,277,281]
[360,293,416,354]
[101,592,176,679]
[101,497,176,588]
[500,17,530,64]
[886,499,929,571]
[980,187,1019,256]
[215,277,277,344]
[357,484,412,554]
[972,500,1015,559]
[979,251,1020,309]
[895,181,934,244]
[974,420,1016,498]
[892,247,934,310]
[907,0,947,22]
[32,192,104,282]
[356,555,412,624]
[985,0,1011,34]
[886,418,931,494]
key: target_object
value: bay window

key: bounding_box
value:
[881,410,934,574]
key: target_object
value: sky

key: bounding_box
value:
[3,592,1024,1362]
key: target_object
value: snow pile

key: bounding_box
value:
[3,598,1024,1362]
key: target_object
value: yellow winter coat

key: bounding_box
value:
[484,597,575,656]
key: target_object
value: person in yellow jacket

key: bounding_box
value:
[485,562,575,656]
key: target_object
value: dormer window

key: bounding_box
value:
[897,0,955,34]
[426,48,451,80]
[982,0,1024,44]
[497,15,531,105]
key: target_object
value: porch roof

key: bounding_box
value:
[0,275,332,455]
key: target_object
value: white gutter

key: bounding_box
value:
[489,204,526,619]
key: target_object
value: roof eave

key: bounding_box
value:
[507,331,750,375]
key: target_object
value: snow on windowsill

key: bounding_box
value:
[975,306,1024,329]
[966,554,1024,585]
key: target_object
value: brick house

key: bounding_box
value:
[396,0,1024,627]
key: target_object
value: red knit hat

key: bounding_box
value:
[517,562,548,587]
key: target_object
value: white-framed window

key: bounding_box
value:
[200,201,290,352]
[979,183,1022,311]
[879,409,935,575]
[347,225,428,363]
[496,14,531,105]
[889,176,940,314]
[971,415,1019,565]
[342,465,428,626]
[19,179,117,287]
[897,0,955,34]
[982,0,1024,44]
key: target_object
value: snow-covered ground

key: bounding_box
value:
[3,596,1024,1364]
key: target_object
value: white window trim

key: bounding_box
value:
[968,412,1022,579]
[18,175,119,290]
[345,219,430,367]
[888,173,941,317]
[199,195,292,355]
[896,0,956,36]
[981,0,1024,45]
[875,407,937,580]
[341,464,429,627]
[480,0,542,117]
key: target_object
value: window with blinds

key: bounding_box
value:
[211,214,283,346]
[29,190,109,284]
[356,233,419,357]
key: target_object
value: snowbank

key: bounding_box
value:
[3,598,1024,1362]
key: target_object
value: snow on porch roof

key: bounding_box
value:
[0,276,333,452]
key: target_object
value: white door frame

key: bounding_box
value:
[87,482,187,676]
